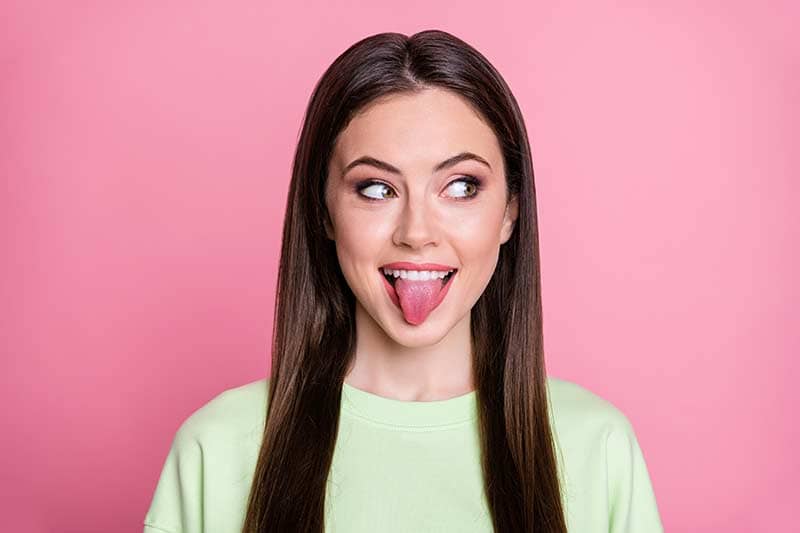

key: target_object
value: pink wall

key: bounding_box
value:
[2,1,796,531]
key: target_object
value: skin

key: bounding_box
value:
[324,87,518,401]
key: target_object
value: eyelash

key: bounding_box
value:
[354,176,484,202]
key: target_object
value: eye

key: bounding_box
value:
[356,181,396,201]
[444,176,483,199]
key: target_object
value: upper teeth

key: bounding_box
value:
[382,268,454,281]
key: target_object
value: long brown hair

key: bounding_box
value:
[242,30,566,532]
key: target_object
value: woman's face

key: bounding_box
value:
[324,87,518,348]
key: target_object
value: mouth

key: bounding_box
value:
[378,268,458,288]
[378,267,459,325]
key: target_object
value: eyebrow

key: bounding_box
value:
[343,151,492,176]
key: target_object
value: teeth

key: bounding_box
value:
[382,268,454,280]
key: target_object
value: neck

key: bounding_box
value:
[344,301,474,401]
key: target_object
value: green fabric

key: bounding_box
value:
[143,377,663,532]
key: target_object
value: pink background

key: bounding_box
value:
[2,1,797,531]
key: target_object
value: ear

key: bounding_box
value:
[500,195,518,245]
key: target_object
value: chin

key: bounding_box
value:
[388,324,449,348]
[381,309,468,348]
[354,294,469,348]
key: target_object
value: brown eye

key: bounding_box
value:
[444,177,482,199]
[357,181,395,200]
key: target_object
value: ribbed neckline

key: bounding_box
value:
[341,381,477,429]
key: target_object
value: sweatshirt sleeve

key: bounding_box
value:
[143,421,205,533]
[605,418,664,533]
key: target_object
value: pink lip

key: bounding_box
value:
[380,262,456,271]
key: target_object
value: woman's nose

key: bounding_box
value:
[392,201,439,250]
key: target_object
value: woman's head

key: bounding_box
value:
[245,30,566,533]
[324,87,519,348]
[286,30,535,353]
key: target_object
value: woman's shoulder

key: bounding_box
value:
[145,378,272,532]
[171,377,271,447]
[545,375,637,440]
[546,376,664,530]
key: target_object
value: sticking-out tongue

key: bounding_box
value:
[394,278,443,325]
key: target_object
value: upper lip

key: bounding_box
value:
[380,262,457,271]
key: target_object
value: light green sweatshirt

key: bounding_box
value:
[143,376,664,532]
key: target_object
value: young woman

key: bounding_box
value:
[144,30,663,533]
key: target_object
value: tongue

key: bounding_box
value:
[394,278,443,325]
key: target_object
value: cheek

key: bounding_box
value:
[450,209,505,256]
[330,214,393,294]
[447,209,505,294]
[458,234,502,284]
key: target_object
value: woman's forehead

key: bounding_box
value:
[330,89,503,177]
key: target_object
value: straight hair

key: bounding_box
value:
[242,30,567,532]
